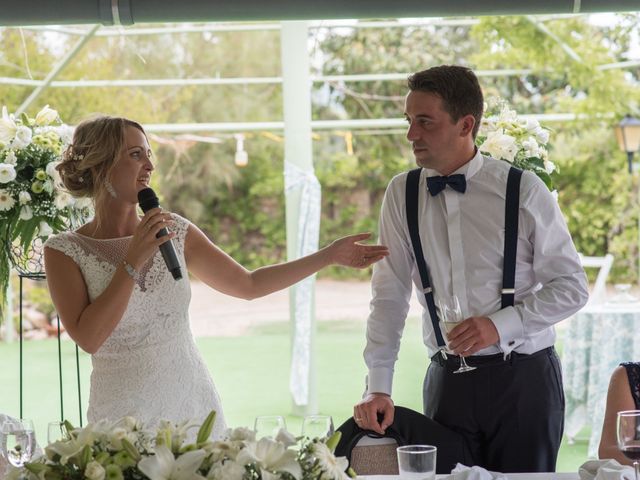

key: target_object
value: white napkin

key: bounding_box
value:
[579,459,635,480]
[445,463,508,480]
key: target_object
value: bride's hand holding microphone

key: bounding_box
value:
[124,208,175,273]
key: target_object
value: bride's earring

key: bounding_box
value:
[105,180,117,199]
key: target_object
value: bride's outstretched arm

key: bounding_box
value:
[184,222,388,300]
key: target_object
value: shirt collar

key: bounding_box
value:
[424,148,484,180]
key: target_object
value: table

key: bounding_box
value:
[363,474,579,480]
[562,301,640,457]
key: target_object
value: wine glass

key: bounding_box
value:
[254,415,287,439]
[301,415,334,440]
[617,410,640,480]
[0,419,36,468]
[437,295,476,374]
[47,421,68,444]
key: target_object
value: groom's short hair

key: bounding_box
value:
[408,65,484,139]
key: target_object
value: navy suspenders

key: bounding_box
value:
[405,166,523,347]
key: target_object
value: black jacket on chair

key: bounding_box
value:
[335,406,472,474]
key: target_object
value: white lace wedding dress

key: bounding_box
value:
[44,214,227,438]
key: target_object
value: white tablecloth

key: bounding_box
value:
[562,302,640,457]
[362,473,579,480]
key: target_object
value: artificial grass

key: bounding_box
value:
[0,317,588,471]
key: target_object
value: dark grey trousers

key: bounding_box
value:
[423,347,565,473]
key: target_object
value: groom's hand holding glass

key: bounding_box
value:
[445,316,500,357]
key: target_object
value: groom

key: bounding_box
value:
[353,65,588,472]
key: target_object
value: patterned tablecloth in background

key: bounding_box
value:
[562,301,640,458]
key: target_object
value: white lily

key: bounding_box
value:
[138,445,206,480]
[35,105,58,126]
[236,438,301,479]
[0,106,17,144]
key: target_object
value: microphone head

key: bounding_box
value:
[138,187,159,212]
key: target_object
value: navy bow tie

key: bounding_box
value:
[426,174,467,196]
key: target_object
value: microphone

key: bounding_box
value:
[137,187,183,280]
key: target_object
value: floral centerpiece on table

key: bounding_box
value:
[0,105,91,296]
[477,97,556,191]
[6,411,354,480]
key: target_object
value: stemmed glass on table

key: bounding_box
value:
[617,410,640,480]
[301,415,334,440]
[0,419,36,468]
[254,415,287,439]
[437,295,476,374]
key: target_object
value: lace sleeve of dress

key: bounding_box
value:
[43,233,85,266]
[169,213,192,255]
[621,362,640,409]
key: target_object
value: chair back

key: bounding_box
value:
[335,406,471,475]
[579,253,614,304]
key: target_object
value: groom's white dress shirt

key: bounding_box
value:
[364,151,589,395]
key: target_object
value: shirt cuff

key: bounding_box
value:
[366,367,394,396]
[488,306,524,356]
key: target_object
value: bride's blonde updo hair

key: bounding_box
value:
[57,115,146,208]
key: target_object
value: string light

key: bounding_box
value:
[234,133,248,167]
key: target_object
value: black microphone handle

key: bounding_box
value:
[156,227,183,280]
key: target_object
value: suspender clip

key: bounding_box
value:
[501,288,515,294]
[423,287,432,294]
[440,349,448,360]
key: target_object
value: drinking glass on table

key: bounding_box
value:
[437,295,476,374]
[397,445,437,480]
[617,410,640,480]
[0,419,36,468]
[302,415,334,440]
[254,415,287,439]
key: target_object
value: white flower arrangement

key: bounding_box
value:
[7,411,353,480]
[477,98,556,190]
[0,105,90,296]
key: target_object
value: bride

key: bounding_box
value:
[44,116,388,438]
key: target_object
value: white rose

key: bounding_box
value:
[0,106,17,144]
[19,191,31,204]
[19,205,33,220]
[84,460,106,480]
[544,159,556,174]
[46,161,59,177]
[39,221,53,237]
[11,125,32,149]
[535,127,550,145]
[56,124,75,145]
[54,191,74,210]
[35,105,58,126]
[525,118,541,132]
[4,150,17,165]
[0,163,17,183]
[522,136,540,158]
[479,130,518,163]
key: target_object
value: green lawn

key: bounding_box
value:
[0,317,588,471]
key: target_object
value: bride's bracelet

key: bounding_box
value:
[122,260,139,280]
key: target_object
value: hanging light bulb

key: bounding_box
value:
[234,133,248,167]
